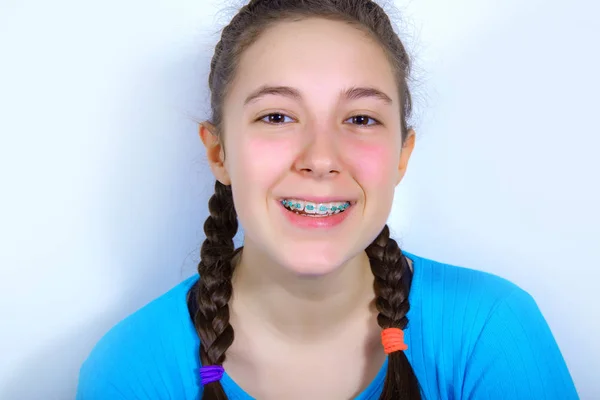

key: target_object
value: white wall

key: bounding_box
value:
[0,0,597,398]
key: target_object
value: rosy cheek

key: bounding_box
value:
[233,137,295,187]
[344,140,398,187]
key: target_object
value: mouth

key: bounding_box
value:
[279,198,354,217]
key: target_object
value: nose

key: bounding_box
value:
[293,124,342,179]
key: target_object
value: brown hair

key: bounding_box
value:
[188,0,421,398]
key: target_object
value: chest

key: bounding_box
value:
[223,329,385,400]
[225,349,385,399]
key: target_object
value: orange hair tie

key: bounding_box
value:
[381,328,408,354]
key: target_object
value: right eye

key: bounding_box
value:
[258,113,294,125]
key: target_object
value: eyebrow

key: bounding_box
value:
[243,85,393,106]
[244,86,301,105]
[343,86,393,105]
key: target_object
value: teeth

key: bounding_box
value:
[316,204,330,215]
[281,199,351,215]
[294,200,305,212]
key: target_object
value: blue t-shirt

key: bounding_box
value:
[76,253,578,399]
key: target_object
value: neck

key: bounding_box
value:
[231,242,376,341]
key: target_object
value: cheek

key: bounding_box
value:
[228,136,295,189]
[345,140,399,188]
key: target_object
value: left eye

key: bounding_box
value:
[345,115,380,126]
[260,113,295,124]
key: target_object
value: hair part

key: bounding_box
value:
[190,1,421,399]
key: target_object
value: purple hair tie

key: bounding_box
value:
[200,365,225,385]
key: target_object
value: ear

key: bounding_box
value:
[199,121,231,185]
[396,129,416,186]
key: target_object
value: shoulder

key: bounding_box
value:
[407,252,526,320]
[407,251,531,351]
[76,275,201,400]
[406,252,577,399]
[408,251,547,344]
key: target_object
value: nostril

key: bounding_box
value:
[297,166,339,176]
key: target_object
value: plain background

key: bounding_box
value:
[0,0,598,398]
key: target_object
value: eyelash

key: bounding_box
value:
[257,113,381,127]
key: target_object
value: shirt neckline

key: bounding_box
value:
[193,251,423,400]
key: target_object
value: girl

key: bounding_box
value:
[77,0,578,399]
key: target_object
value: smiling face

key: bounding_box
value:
[202,17,414,276]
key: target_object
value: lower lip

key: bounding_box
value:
[278,202,353,229]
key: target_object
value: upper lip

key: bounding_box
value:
[278,196,356,203]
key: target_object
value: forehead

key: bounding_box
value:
[227,17,399,106]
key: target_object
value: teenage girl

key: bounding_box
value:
[76,1,578,399]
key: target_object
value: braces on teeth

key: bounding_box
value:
[281,199,351,215]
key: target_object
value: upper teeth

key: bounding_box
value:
[281,199,351,215]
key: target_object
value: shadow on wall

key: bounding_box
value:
[0,33,217,399]
[1,314,122,400]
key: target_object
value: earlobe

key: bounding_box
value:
[199,122,231,185]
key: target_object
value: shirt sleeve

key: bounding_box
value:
[462,287,578,399]
[74,322,183,400]
[76,363,128,400]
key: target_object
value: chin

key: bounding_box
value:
[275,242,353,277]
[284,260,340,277]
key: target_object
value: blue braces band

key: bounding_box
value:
[281,200,350,212]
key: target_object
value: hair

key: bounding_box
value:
[188,0,421,398]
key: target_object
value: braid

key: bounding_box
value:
[366,225,421,399]
[191,181,239,400]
